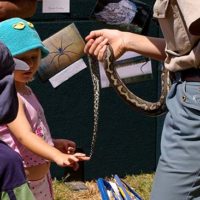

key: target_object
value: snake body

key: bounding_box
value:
[102,44,171,116]
[88,44,170,157]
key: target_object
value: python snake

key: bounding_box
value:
[101,44,171,116]
[88,44,171,157]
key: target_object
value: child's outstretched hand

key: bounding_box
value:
[53,139,76,154]
[54,152,90,171]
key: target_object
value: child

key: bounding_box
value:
[0,41,35,200]
[0,17,90,200]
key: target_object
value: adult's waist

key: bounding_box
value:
[180,68,200,82]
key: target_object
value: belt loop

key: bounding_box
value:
[170,71,181,83]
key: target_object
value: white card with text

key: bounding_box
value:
[43,0,70,13]
[49,59,87,88]
[99,51,152,88]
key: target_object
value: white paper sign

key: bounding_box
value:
[49,59,87,88]
[99,51,152,88]
[43,0,70,13]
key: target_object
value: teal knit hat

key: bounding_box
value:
[0,17,49,58]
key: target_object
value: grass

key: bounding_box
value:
[53,173,154,200]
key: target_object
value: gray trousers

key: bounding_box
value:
[151,81,200,200]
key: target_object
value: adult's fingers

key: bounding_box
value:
[85,30,104,41]
[94,38,108,57]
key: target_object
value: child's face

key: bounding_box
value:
[14,49,41,83]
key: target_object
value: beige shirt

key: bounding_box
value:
[153,0,200,72]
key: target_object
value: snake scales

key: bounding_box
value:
[88,44,171,157]
[101,44,171,116]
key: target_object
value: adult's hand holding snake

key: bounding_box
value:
[84,29,126,61]
[84,29,170,116]
[84,29,166,62]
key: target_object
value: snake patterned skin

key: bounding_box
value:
[101,44,171,117]
[87,44,170,156]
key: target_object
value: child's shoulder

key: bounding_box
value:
[25,86,33,94]
[17,86,33,96]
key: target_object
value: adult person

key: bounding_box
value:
[84,1,200,199]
